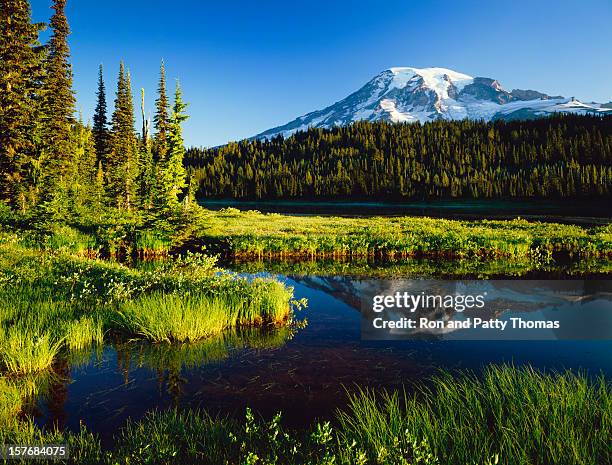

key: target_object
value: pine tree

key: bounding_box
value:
[138,88,154,208]
[108,62,138,209]
[41,0,76,190]
[92,64,109,164]
[160,80,188,208]
[153,60,169,162]
[0,0,44,208]
[69,116,96,210]
[92,160,105,214]
[72,118,97,186]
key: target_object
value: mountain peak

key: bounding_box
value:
[255,67,610,139]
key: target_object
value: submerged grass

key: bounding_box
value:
[0,366,608,465]
[200,208,612,260]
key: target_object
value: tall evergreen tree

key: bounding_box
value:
[153,59,169,162]
[41,0,76,189]
[0,0,44,208]
[160,80,189,208]
[92,64,109,163]
[138,87,154,208]
[108,62,138,209]
[68,116,97,210]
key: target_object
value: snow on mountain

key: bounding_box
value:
[255,67,610,139]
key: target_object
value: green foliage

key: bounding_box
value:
[153,59,170,162]
[0,237,296,373]
[40,0,76,192]
[0,0,45,209]
[2,366,607,465]
[158,80,189,208]
[338,366,611,465]
[108,62,139,209]
[186,115,612,200]
[198,209,612,259]
[93,64,110,163]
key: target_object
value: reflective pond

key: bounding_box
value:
[29,273,612,445]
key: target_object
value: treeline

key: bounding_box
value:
[0,0,191,222]
[186,115,612,200]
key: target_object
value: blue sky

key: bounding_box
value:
[31,0,611,147]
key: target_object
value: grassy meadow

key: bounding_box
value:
[1,207,611,464]
[199,208,612,261]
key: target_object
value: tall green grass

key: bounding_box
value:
[115,278,292,343]
[338,365,611,465]
[64,316,104,350]
[0,285,102,375]
[200,209,612,260]
[0,234,296,376]
[2,366,607,465]
[0,330,62,375]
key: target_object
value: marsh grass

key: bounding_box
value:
[117,292,238,343]
[0,329,63,375]
[201,209,612,260]
[3,366,605,465]
[64,315,104,350]
[338,365,611,465]
[115,279,292,343]
[0,284,99,375]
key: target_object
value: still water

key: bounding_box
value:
[202,199,612,224]
[30,273,612,444]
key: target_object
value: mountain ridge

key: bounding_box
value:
[255,67,610,139]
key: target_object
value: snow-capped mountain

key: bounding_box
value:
[256,67,611,139]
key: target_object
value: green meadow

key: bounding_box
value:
[200,208,612,260]
[1,208,611,464]
[0,232,296,375]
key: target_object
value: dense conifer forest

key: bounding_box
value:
[0,0,191,229]
[186,115,612,200]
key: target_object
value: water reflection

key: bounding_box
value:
[27,273,612,444]
[356,279,612,340]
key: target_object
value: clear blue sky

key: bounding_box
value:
[31,0,611,147]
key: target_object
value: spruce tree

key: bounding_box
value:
[153,60,169,162]
[160,80,188,208]
[68,116,96,210]
[138,88,154,208]
[41,0,76,189]
[92,64,109,164]
[108,62,138,209]
[0,0,44,208]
